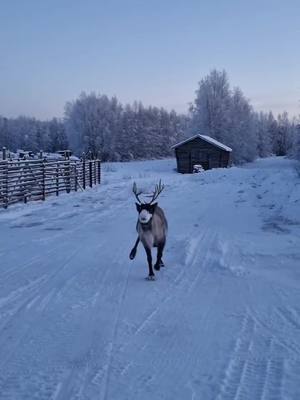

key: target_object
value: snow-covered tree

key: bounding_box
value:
[227,87,257,163]
[254,112,272,158]
[190,69,231,140]
[293,122,300,161]
[65,92,123,160]
[0,117,10,149]
[47,118,68,152]
[273,112,293,156]
[190,70,258,163]
[2,78,296,164]
[64,92,186,160]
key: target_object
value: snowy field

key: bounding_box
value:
[0,156,300,400]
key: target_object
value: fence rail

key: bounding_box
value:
[0,158,101,208]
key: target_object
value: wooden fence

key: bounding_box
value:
[0,157,101,208]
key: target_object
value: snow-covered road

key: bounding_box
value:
[0,157,299,399]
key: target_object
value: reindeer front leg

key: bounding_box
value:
[144,247,155,280]
[129,237,140,260]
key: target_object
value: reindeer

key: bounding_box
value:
[129,180,168,280]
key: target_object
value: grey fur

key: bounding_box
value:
[130,205,168,278]
[137,206,168,248]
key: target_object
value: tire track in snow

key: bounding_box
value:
[0,184,128,285]
[0,187,126,326]
[0,179,135,398]
[0,239,113,400]
[249,308,300,356]
[166,229,216,294]
[216,312,256,400]
[0,254,45,282]
[0,245,81,328]
[184,231,219,293]
[259,341,284,400]
[44,258,113,400]
[0,243,89,400]
[36,192,136,399]
[217,310,287,400]
[131,306,161,336]
[112,231,224,399]
[275,306,300,331]
[100,261,132,400]
[40,235,121,399]
[0,240,76,314]
[118,230,215,346]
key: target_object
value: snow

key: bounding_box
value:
[0,156,300,399]
[171,134,233,152]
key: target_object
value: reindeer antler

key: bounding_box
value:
[147,179,165,204]
[132,182,144,204]
[133,180,165,204]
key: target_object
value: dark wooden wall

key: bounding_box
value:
[175,137,230,173]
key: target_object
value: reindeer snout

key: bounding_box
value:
[139,210,151,224]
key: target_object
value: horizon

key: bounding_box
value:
[0,0,299,120]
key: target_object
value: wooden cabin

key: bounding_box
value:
[172,134,232,173]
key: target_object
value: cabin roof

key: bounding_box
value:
[171,134,232,152]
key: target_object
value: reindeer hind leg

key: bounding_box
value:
[154,241,165,271]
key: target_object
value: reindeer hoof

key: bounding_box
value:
[129,249,136,260]
[146,275,156,281]
[154,264,160,271]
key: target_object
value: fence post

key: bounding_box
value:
[2,147,7,161]
[74,163,78,192]
[82,153,86,190]
[66,160,71,193]
[42,161,46,200]
[23,165,27,204]
[3,160,8,208]
[89,160,93,188]
[56,163,59,196]
[97,160,101,184]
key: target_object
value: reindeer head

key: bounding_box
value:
[133,180,164,224]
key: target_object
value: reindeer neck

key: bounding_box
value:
[140,219,152,231]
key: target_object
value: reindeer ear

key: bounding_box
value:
[136,203,141,212]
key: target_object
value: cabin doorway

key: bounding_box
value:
[190,150,210,171]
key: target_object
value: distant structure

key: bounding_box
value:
[171,134,232,173]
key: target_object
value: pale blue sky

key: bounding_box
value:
[0,0,299,119]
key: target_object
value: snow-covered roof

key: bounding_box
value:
[171,134,232,152]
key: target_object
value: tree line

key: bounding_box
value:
[189,70,299,163]
[0,117,68,155]
[65,94,188,161]
[1,69,299,163]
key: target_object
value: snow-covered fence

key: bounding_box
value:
[0,153,101,208]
